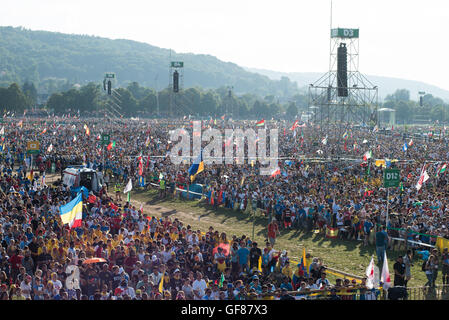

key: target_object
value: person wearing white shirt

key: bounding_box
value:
[192,272,207,300]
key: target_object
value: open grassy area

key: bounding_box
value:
[129,187,430,287]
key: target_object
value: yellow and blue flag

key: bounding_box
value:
[59,193,83,229]
[188,149,204,182]
[299,247,307,276]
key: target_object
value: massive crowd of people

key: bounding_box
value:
[0,116,448,300]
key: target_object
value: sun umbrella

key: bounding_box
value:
[212,243,230,256]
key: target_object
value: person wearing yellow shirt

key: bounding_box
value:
[282,261,293,280]
[46,238,57,253]
[260,285,274,300]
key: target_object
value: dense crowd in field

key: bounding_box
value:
[0,117,448,300]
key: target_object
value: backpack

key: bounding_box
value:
[421,260,427,272]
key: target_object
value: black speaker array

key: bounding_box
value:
[173,70,179,93]
[107,80,112,95]
[337,43,348,97]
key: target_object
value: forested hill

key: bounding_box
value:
[0,26,299,97]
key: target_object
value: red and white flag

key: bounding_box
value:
[380,251,391,290]
[416,165,429,191]
[365,255,379,289]
[270,167,281,178]
[290,120,299,131]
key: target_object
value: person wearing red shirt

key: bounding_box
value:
[9,249,24,282]
[123,249,139,275]
[267,219,279,248]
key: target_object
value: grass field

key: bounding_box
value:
[128,186,431,288]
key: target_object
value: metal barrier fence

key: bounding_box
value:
[283,285,449,300]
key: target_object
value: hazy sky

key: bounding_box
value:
[2,0,449,90]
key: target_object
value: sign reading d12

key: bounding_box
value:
[27,141,40,155]
[383,168,400,188]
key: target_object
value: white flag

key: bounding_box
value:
[365,255,380,289]
[123,179,133,194]
[416,167,429,191]
[47,144,53,153]
[0,126,4,135]
[380,251,391,290]
[321,136,328,145]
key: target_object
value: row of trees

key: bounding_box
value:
[45,81,301,119]
[1,81,448,122]
[382,89,449,123]
[0,82,36,114]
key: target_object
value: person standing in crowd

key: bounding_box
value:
[400,249,412,287]
[393,256,406,287]
[267,219,279,248]
[441,248,449,286]
[375,225,389,268]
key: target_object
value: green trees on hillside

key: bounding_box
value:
[0,26,300,99]
[0,83,31,113]
[382,89,449,124]
[41,81,304,119]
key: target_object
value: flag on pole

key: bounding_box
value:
[321,136,328,145]
[256,119,265,127]
[402,142,408,152]
[41,128,47,134]
[123,179,132,194]
[290,120,299,131]
[159,275,164,293]
[436,163,447,178]
[408,139,413,146]
[342,131,348,140]
[218,273,225,288]
[47,144,53,153]
[73,135,77,142]
[363,150,372,161]
[380,251,391,290]
[365,256,374,289]
[373,125,379,133]
[365,255,379,289]
[59,193,83,229]
[0,126,4,135]
[188,149,204,182]
[299,247,307,276]
[107,141,116,151]
[270,167,281,178]
[145,136,151,147]
[416,166,429,191]
[123,179,132,202]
